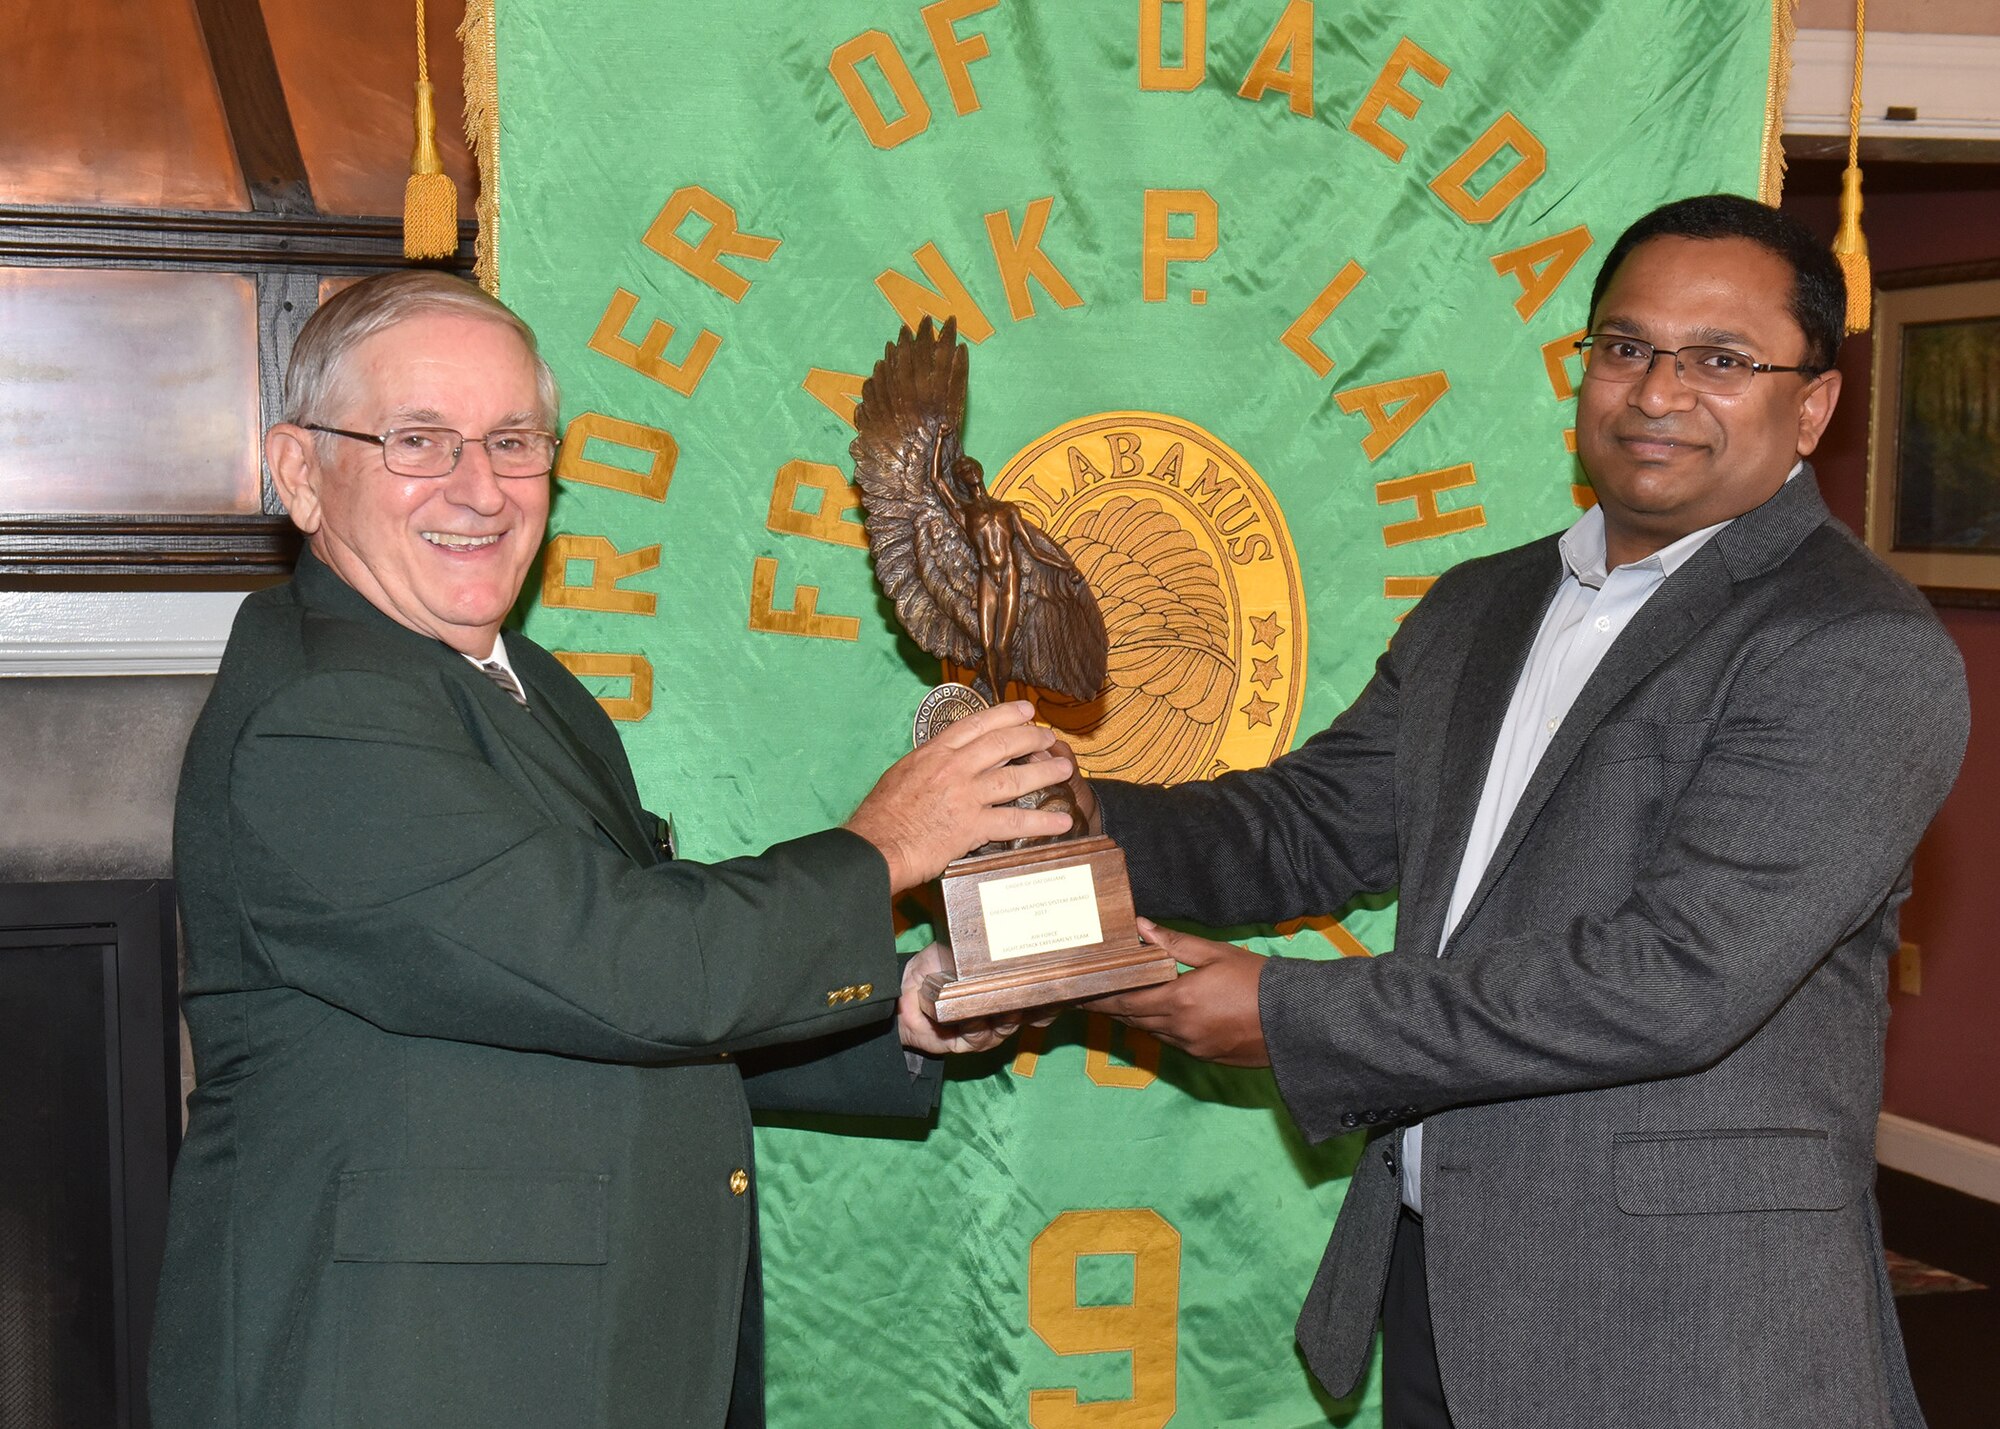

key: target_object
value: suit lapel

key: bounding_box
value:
[1439,541,1733,953]
[1402,545,1564,955]
[1440,474,1834,946]
[289,549,655,865]
[490,660,655,866]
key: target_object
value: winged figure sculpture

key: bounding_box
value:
[849,317,1108,705]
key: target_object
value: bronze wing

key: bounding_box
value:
[849,318,982,668]
[1009,518,1109,703]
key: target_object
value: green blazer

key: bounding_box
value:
[151,552,937,1428]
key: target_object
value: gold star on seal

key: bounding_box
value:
[1251,654,1282,689]
[1249,611,1285,648]
[1240,691,1278,728]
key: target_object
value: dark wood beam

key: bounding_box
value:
[0,516,300,581]
[190,0,317,214]
[0,208,474,272]
[1782,133,2000,167]
[1876,258,2000,292]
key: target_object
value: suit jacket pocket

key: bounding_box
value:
[1586,718,1712,767]
[331,1169,610,1428]
[1614,1128,1850,1215]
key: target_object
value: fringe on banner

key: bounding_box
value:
[460,0,501,293]
[403,0,459,260]
[1758,0,1799,206]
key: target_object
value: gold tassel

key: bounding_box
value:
[1831,0,1870,333]
[1833,166,1870,333]
[403,0,458,260]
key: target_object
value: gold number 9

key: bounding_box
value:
[1027,1208,1181,1427]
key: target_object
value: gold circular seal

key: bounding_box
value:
[984,412,1307,784]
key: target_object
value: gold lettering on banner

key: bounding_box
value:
[1541,328,1586,401]
[830,29,933,149]
[1237,0,1314,117]
[1491,225,1591,321]
[1106,432,1144,480]
[1006,1016,1159,1086]
[1139,0,1205,91]
[552,650,653,722]
[1082,1014,1159,1088]
[1385,574,1439,623]
[767,460,867,549]
[641,186,782,303]
[923,0,998,115]
[1544,329,1593,507]
[588,288,720,397]
[748,556,861,641]
[556,412,677,502]
[802,367,866,428]
[1028,1210,1180,1429]
[1384,575,1438,605]
[1280,260,1365,378]
[1141,189,1218,304]
[1010,1020,1048,1077]
[1323,921,1373,956]
[985,198,1086,321]
[1275,913,1377,955]
[1066,445,1107,488]
[1349,37,1450,162]
[1335,371,1449,461]
[877,241,997,341]
[1184,458,1237,513]
[1377,463,1485,546]
[1430,112,1547,223]
[542,535,660,616]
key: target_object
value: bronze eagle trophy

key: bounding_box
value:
[849,317,1108,707]
[844,318,1175,1023]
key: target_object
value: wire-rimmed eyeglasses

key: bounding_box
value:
[303,424,560,478]
[1573,335,1821,397]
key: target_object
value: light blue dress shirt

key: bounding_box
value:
[1394,465,1800,1213]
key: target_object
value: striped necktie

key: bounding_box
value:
[478,660,527,707]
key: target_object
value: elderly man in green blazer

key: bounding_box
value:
[150,272,1074,1429]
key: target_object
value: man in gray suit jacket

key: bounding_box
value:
[152,272,1075,1428]
[1086,196,1969,1428]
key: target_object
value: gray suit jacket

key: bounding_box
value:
[1098,472,1968,1429]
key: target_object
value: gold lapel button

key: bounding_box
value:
[729,1168,749,1196]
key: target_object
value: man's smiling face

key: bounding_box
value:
[270,311,552,657]
[1576,234,1841,568]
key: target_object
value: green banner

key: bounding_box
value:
[484,3,1779,1422]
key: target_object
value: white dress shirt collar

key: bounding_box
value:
[463,631,518,677]
[1559,460,1804,590]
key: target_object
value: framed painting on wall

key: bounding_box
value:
[1866,260,2000,608]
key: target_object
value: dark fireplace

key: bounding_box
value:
[0,881,180,1429]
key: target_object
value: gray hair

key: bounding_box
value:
[281,270,561,431]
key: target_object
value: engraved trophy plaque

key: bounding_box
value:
[851,319,1177,1021]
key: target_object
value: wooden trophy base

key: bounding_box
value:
[921,834,1178,1022]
